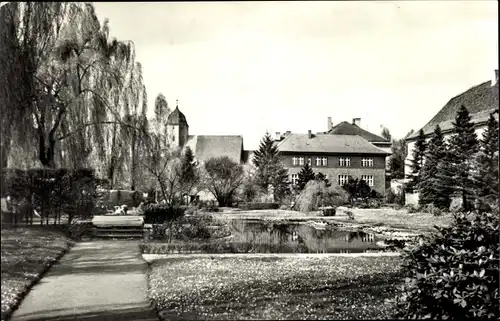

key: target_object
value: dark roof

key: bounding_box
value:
[408,79,499,140]
[276,133,390,155]
[327,121,389,143]
[166,107,188,126]
[185,135,243,163]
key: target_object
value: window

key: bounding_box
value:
[338,175,349,186]
[291,174,299,185]
[339,157,351,167]
[362,158,374,167]
[315,157,322,166]
[292,157,298,166]
[298,157,304,166]
[361,175,374,187]
[322,157,328,166]
[307,158,312,166]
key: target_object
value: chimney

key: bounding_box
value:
[308,130,312,138]
[492,69,499,86]
[353,118,361,127]
[327,117,333,131]
[275,132,281,141]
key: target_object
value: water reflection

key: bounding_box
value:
[226,220,381,254]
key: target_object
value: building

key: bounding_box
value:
[275,131,391,195]
[326,117,392,154]
[166,104,249,165]
[405,70,499,178]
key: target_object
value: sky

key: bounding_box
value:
[93,1,498,150]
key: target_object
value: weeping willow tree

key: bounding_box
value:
[1,2,150,188]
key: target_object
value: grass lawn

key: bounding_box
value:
[1,227,73,321]
[149,256,404,320]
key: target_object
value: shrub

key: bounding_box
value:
[420,203,443,216]
[199,200,219,212]
[295,181,349,212]
[394,211,499,319]
[449,198,463,213]
[238,202,280,210]
[405,204,419,214]
[143,203,185,224]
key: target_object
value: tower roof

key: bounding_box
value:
[166,104,188,126]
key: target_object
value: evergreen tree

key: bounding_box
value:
[474,111,499,211]
[434,142,455,209]
[179,146,199,200]
[419,125,447,207]
[409,129,427,186]
[297,163,315,190]
[448,105,479,211]
[252,132,290,200]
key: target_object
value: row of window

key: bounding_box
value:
[291,157,374,167]
[291,174,374,187]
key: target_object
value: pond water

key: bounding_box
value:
[224,219,383,254]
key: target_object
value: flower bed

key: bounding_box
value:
[149,256,404,320]
[1,227,73,321]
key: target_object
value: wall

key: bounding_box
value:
[282,153,387,195]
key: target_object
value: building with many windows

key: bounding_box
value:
[275,130,390,195]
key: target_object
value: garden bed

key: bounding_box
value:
[149,255,404,320]
[1,227,73,321]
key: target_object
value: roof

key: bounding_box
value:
[408,79,499,140]
[276,133,391,155]
[166,107,188,126]
[327,121,389,143]
[185,135,243,163]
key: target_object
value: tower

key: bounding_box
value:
[166,99,189,148]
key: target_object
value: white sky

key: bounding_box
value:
[93,1,498,150]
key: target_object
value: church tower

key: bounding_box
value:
[166,100,189,149]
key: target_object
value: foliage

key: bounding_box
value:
[295,180,349,212]
[143,203,185,224]
[419,125,452,209]
[204,156,244,207]
[179,146,200,201]
[238,203,280,210]
[342,177,372,202]
[1,168,97,225]
[446,105,479,211]
[315,172,330,187]
[394,211,499,319]
[252,132,290,201]
[409,129,427,185]
[405,204,419,214]
[386,187,405,206]
[297,163,315,191]
[473,110,499,212]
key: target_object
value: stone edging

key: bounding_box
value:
[4,240,74,321]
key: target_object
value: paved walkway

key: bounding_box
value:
[11,241,158,321]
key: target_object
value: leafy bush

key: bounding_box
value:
[394,211,499,319]
[420,203,443,216]
[143,203,185,224]
[405,204,419,214]
[295,181,349,212]
[238,202,280,210]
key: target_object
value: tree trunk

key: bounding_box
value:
[39,132,56,168]
[130,141,136,191]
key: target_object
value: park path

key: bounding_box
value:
[11,241,158,321]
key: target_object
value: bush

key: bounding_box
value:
[238,202,280,210]
[394,212,499,319]
[420,203,443,216]
[143,203,185,224]
[405,204,419,214]
[295,181,349,212]
[199,201,219,212]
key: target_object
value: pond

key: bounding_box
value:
[223,219,383,254]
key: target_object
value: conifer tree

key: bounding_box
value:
[179,146,199,200]
[474,111,499,211]
[297,163,315,191]
[252,132,290,200]
[409,129,427,186]
[419,125,446,207]
[447,105,479,211]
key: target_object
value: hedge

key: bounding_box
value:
[1,168,99,225]
[237,202,280,210]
